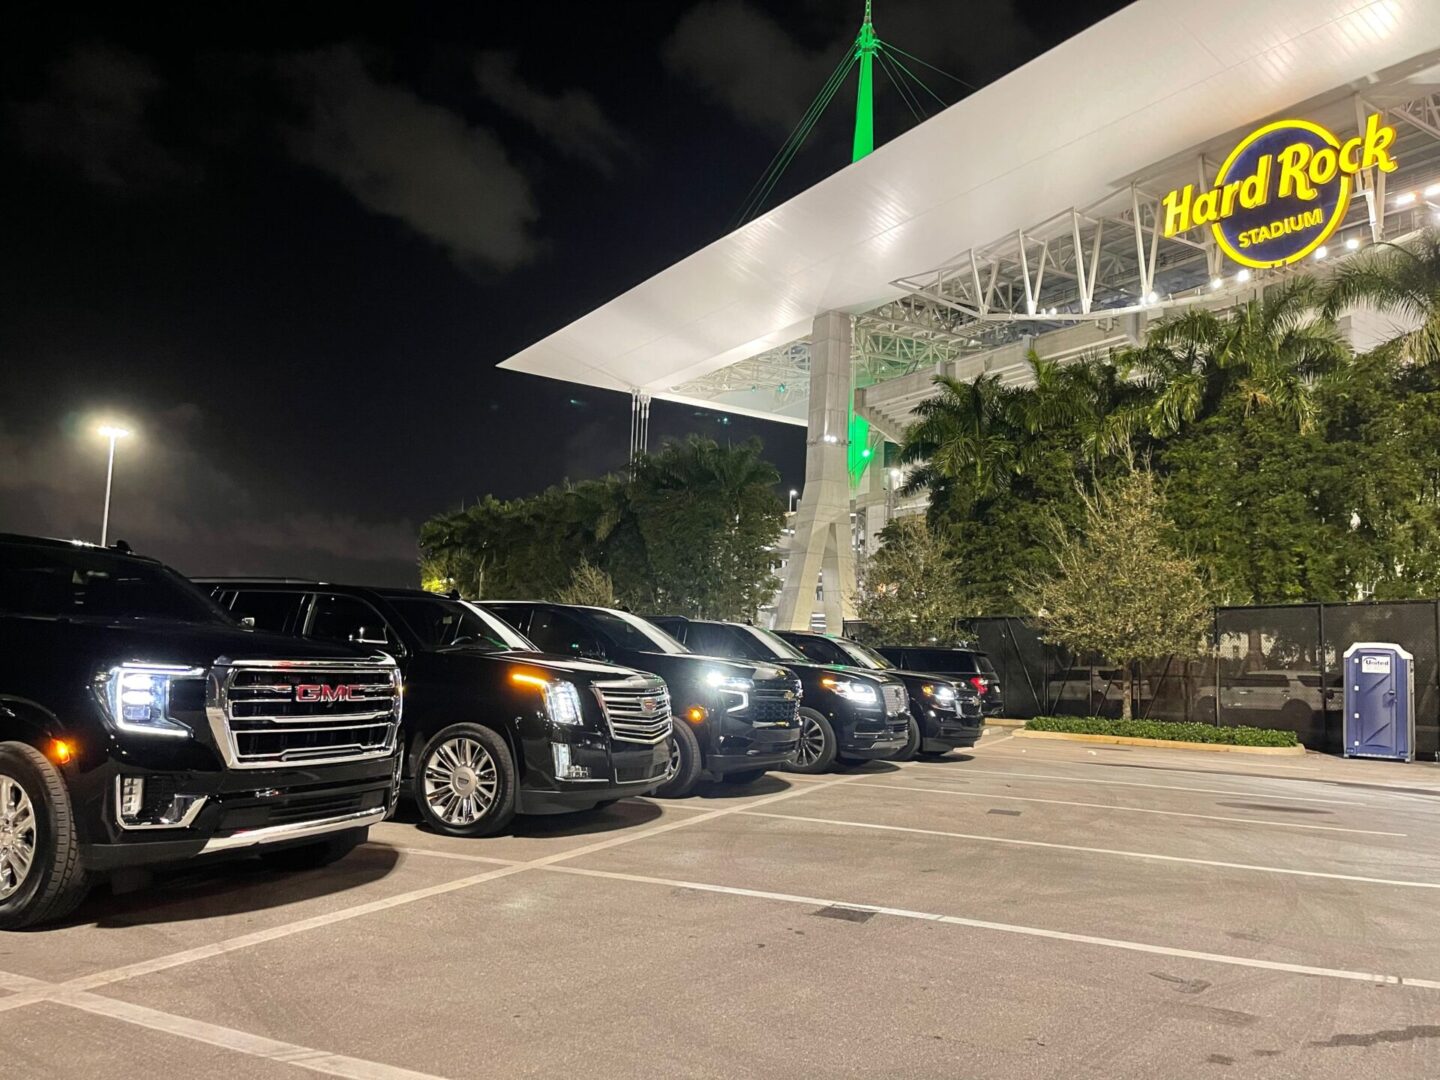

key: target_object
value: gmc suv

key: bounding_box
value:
[0,535,402,928]
[483,603,801,796]
[649,617,910,772]
[200,582,673,837]
[776,631,983,759]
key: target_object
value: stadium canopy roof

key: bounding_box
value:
[499,0,1440,425]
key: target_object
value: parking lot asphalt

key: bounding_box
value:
[6,731,1440,1079]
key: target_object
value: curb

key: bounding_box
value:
[983,718,1028,730]
[1013,729,1306,756]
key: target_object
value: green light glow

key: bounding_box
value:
[848,2,878,489]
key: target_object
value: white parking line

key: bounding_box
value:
[54,988,450,1080]
[14,772,866,1005]
[849,781,1407,836]
[539,864,1440,991]
[904,764,1370,805]
[738,810,1440,890]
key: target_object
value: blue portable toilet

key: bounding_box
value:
[1342,642,1415,762]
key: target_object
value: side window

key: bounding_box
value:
[794,637,845,664]
[226,590,307,635]
[307,594,396,650]
[684,623,730,656]
[525,607,606,659]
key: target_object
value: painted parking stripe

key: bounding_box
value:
[539,864,1440,992]
[850,781,1407,836]
[737,810,1440,890]
[904,764,1369,806]
[52,988,450,1080]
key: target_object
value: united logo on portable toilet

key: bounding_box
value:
[1161,114,1399,269]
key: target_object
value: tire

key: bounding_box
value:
[1280,700,1312,728]
[889,715,922,762]
[784,708,838,774]
[0,742,90,930]
[259,827,367,872]
[719,768,768,785]
[1195,697,1217,723]
[917,749,951,760]
[412,724,517,837]
[652,722,703,798]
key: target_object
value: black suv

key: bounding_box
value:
[876,646,1005,717]
[649,617,911,772]
[483,603,801,796]
[200,582,673,837]
[778,631,983,758]
[0,536,402,928]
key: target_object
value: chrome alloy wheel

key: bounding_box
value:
[794,715,825,768]
[0,775,36,902]
[423,737,499,826]
[665,737,681,780]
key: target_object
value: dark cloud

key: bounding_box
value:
[663,0,1037,134]
[0,407,418,583]
[474,50,631,175]
[280,44,538,268]
[7,43,199,191]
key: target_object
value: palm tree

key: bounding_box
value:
[900,373,1033,509]
[1323,227,1440,366]
[1129,278,1349,435]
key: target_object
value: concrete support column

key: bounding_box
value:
[773,310,857,632]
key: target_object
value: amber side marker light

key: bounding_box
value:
[50,739,75,764]
[686,706,708,724]
[511,671,548,690]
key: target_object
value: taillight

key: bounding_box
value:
[969,676,988,693]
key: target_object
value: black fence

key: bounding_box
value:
[848,600,1440,761]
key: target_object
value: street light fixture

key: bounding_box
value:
[788,488,799,513]
[97,425,131,547]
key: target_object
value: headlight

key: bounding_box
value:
[512,672,584,725]
[922,683,957,706]
[95,663,203,738]
[705,670,752,712]
[822,677,879,706]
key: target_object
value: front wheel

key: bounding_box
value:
[652,722,702,798]
[0,742,90,930]
[413,724,517,837]
[784,709,838,774]
[260,827,367,872]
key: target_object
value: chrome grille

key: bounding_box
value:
[749,684,800,726]
[208,658,402,769]
[593,677,673,745]
[881,683,907,716]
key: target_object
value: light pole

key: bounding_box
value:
[788,488,799,513]
[97,425,131,547]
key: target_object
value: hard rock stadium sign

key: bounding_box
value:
[1162,113,1399,269]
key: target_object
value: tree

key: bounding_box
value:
[1026,470,1212,719]
[1128,278,1350,437]
[1324,227,1440,366]
[554,558,617,607]
[854,516,968,644]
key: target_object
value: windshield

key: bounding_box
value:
[590,609,690,654]
[0,544,233,625]
[737,624,808,662]
[388,596,532,652]
[836,640,894,669]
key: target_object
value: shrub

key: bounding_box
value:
[1025,716,1298,747]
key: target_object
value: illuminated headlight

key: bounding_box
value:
[705,671,753,713]
[512,672,584,726]
[923,683,957,706]
[96,664,202,738]
[822,677,879,707]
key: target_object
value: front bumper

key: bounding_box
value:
[838,712,910,759]
[516,731,671,814]
[707,724,801,774]
[78,754,398,873]
[919,708,984,750]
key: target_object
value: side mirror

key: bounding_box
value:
[350,627,390,646]
[239,616,256,629]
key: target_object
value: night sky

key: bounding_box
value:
[1,0,1128,586]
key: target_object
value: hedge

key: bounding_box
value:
[1025,716,1298,747]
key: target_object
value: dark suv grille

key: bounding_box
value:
[747,680,801,727]
[593,677,673,745]
[209,659,402,769]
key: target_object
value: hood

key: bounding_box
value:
[29,615,383,669]
[422,648,650,682]
[632,650,786,686]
